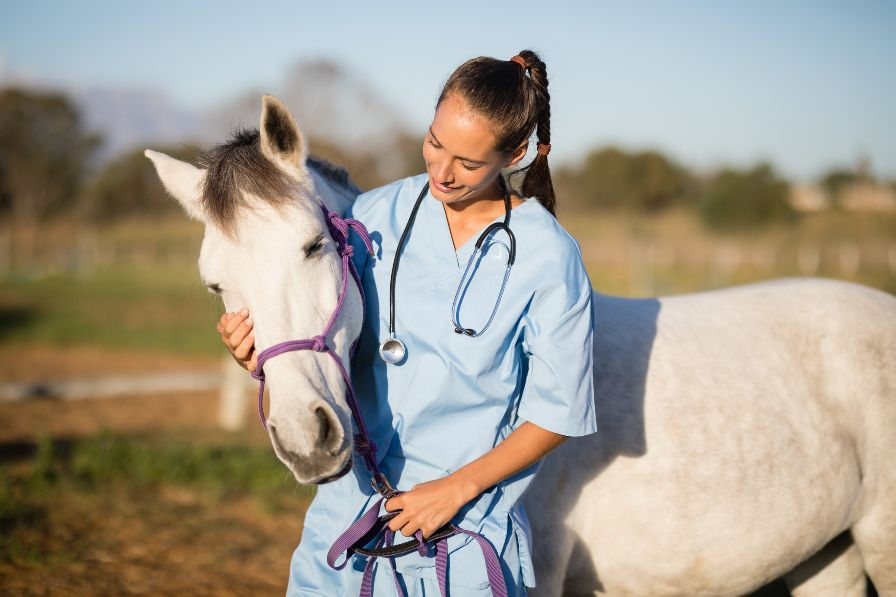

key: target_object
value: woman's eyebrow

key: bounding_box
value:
[429,128,488,166]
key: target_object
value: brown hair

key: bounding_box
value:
[437,49,555,216]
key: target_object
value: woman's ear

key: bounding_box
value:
[506,142,529,168]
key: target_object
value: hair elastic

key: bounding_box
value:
[536,143,551,156]
[510,55,527,69]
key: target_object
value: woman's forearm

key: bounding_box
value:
[385,421,568,538]
[451,421,567,504]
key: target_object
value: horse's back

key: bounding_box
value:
[528,278,896,596]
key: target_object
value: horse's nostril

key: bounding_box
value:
[315,407,332,447]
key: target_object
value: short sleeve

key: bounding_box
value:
[517,252,596,437]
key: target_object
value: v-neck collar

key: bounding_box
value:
[421,187,530,268]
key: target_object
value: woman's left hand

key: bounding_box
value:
[384,475,475,539]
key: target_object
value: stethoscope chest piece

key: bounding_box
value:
[379,336,407,365]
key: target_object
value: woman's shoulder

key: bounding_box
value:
[349,173,428,221]
[514,197,584,262]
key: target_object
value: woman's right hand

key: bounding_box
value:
[217,309,258,372]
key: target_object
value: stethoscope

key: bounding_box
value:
[378,177,517,364]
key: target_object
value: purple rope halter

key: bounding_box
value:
[249,203,385,485]
[248,203,507,597]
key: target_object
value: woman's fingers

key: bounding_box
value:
[217,310,257,371]
[384,495,402,513]
[233,329,255,358]
[227,318,253,350]
[386,511,419,538]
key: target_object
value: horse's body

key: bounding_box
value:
[528,281,896,596]
[147,96,896,596]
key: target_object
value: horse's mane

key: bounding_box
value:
[307,155,361,196]
[199,127,358,235]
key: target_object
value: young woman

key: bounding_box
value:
[218,50,596,596]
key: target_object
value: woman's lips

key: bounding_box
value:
[434,181,458,193]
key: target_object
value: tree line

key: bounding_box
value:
[1,87,889,232]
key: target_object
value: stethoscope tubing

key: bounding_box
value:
[381,177,516,363]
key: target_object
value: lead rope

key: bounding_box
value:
[250,204,507,597]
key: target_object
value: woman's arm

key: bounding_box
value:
[385,421,566,539]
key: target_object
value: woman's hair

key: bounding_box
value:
[437,49,556,216]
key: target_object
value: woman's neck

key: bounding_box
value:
[442,180,519,249]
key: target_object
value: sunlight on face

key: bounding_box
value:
[423,93,517,207]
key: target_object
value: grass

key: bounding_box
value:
[0,432,313,565]
[560,207,896,297]
[0,263,223,355]
[1,210,893,355]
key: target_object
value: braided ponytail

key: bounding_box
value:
[512,50,555,216]
[437,49,558,216]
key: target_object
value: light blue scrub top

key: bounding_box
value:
[290,174,596,594]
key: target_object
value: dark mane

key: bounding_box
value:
[307,155,361,196]
[199,128,294,235]
[199,128,359,235]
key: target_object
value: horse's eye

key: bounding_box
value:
[304,235,325,258]
[207,283,222,295]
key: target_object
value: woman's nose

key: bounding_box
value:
[431,160,454,183]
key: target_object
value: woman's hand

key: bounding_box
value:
[383,422,567,539]
[216,309,258,372]
[384,475,476,539]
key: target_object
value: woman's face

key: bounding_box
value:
[423,93,526,207]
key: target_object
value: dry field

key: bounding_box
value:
[4,207,891,596]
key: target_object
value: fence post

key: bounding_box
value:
[219,356,249,430]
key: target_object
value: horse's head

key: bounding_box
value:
[146,95,361,484]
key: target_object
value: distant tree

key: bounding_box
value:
[819,169,860,207]
[560,147,695,212]
[309,132,423,192]
[81,145,200,222]
[0,88,100,224]
[699,164,794,231]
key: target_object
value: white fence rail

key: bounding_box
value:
[0,358,252,431]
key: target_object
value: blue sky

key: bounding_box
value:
[2,0,895,181]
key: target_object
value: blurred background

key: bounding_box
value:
[1,1,894,594]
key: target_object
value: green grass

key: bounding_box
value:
[0,263,223,354]
[2,211,893,356]
[3,432,310,498]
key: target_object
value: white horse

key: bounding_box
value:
[146,96,896,596]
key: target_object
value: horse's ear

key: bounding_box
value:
[259,94,308,173]
[144,149,206,222]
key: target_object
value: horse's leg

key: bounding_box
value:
[525,459,578,597]
[527,535,574,597]
[852,504,896,595]
[783,532,866,597]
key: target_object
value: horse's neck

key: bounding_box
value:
[308,169,356,216]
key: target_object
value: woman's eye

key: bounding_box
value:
[304,236,325,257]
[462,163,481,171]
[427,138,441,149]
[207,283,222,295]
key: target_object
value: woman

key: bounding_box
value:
[219,50,596,595]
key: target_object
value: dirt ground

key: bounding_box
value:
[0,345,235,444]
[0,485,305,596]
[0,346,836,597]
[1,344,304,596]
